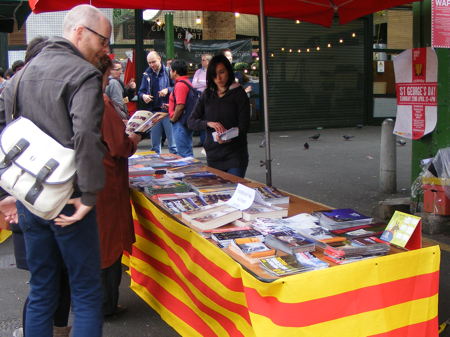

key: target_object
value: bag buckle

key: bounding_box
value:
[0,138,30,172]
[25,159,59,205]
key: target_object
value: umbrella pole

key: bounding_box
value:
[259,0,272,186]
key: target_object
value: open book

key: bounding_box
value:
[125,110,167,135]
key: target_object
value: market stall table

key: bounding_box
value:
[126,169,439,337]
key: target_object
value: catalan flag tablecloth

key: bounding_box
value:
[129,190,440,337]
[0,229,11,243]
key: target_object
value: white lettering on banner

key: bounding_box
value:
[396,83,438,106]
[436,0,450,6]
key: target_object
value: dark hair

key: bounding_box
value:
[98,55,113,75]
[11,60,25,73]
[5,68,14,79]
[25,36,50,64]
[112,59,121,67]
[0,67,4,78]
[170,59,187,76]
[206,54,235,91]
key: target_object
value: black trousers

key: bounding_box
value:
[101,256,123,316]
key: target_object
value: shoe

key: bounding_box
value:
[104,304,127,318]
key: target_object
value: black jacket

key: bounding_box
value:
[187,84,250,170]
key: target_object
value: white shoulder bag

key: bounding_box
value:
[0,65,76,219]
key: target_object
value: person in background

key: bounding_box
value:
[0,5,111,337]
[166,58,173,70]
[187,54,250,178]
[0,68,6,92]
[97,55,141,317]
[168,59,194,158]
[221,48,252,94]
[138,51,176,154]
[4,68,14,79]
[191,54,212,148]
[11,60,25,74]
[105,59,136,119]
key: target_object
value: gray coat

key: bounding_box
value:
[0,37,106,206]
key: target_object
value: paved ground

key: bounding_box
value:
[0,126,449,337]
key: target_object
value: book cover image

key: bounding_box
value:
[380,211,421,247]
[321,208,370,222]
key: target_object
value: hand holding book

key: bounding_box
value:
[125,110,168,135]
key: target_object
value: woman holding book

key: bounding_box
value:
[188,54,250,178]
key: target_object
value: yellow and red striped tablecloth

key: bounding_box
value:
[129,189,440,337]
[0,229,11,243]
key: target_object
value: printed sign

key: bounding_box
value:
[393,48,438,140]
[432,0,450,48]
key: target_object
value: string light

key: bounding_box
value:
[339,39,344,43]
[281,47,285,51]
[270,53,274,57]
[256,57,259,61]
[244,69,248,73]
[189,63,193,67]
[289,48,292,53]
[327,43,332,48]
[297,49,301,53]
[296,20,301,24]
[235,12,240,18]
[156,19,162,26]
[196,16,202,24]
[307,48,310,52]
[352,32,356,38]
[316,46,320,51]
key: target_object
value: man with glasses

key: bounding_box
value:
[138,51,177,154]
[106,59,136,118]
[0,5,111,337]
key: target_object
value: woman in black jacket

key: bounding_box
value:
[187,54,250,178]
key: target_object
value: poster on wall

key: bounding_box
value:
[393,47,437,140]
[432,0,450,48]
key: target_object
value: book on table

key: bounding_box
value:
[181,203,242,231]
[329,223,387,239]
[379,211,422,249]
[153,192,208,214]
[241,202,288,221]
[211,228,264,247]
[259,255,316,277]
[254,186,290,205]
[264,230,315,254]
[323,236,390,260]
[227,237,276,264]
[313,208,373,230]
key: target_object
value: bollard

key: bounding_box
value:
[380,118,397,193]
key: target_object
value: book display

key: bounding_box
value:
[313,208,374,229]
[127,157,439,337]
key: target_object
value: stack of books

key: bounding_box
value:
[264,230,316,254]
[313,208,373,230]
[142,176,191,196]
[259,255,318,277]
[181,203,242,232]
[255,186,290,205]
[227,237,276,264]
[242,203,288,221]
[153,192,207,214]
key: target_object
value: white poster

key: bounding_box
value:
[393,47,438,140]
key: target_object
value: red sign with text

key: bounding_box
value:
[432,0,450,48]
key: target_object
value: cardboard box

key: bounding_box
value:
[422,184,450,215]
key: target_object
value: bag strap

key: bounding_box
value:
[173,80,195,105]
[11,62,31,120]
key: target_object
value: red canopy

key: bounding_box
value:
[29,0,419,27]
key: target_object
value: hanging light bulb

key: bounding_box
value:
[196,16,202,24]
[352,32,356,38]
[289,48,292,53]
[189,63,193,67]
[316,46,320,51]
[256,57,259,61]
[244,69,248,73]
[295,20,301,24]
[235,12,240,18]
[327,43,332,48]
[270,53,274,57]
[281,47,285,51]
[156,19,162,26]
[297,49,301,53]
[339,39,344,43]
[307,48,310,52]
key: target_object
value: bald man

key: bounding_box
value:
[138,51,177,154]
[0,5,111,337]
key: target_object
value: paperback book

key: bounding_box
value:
[330,223,387,239]
[211,228,264,247]
[255,186,290,205]
[314,208,373,230]
[264,230,316,254]
[154,193,207,214]
[181,203,242,231]
[259,255,316,277]
[242,202,288,221]
[227,237,276,264]
[212,127,239,142]
[125,111,166,135]
[380,211,422,248]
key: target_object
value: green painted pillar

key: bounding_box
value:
[0,33,8,70]
[165,12,174,60]
[412,0,450,179]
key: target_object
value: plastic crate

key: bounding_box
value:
[422,184,450,215]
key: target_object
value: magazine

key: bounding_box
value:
[125,110,167,135]
[212,127,239,142]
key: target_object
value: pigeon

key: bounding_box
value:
[397,139,407,146]
[304,142,309,150]
[308,133,320,141]
[342,135,354,141]
[259,138,266,148]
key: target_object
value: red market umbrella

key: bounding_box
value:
[28,0,421,185]
[29,0,418,27]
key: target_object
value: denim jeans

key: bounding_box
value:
[150,116,177,154]
[17,202,103,337]
[172,122,193,158]
[225,167,247,178]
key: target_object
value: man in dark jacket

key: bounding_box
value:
[138,51,177,154]
[0,5,111,337]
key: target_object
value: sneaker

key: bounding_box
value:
[12,328,23,337]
